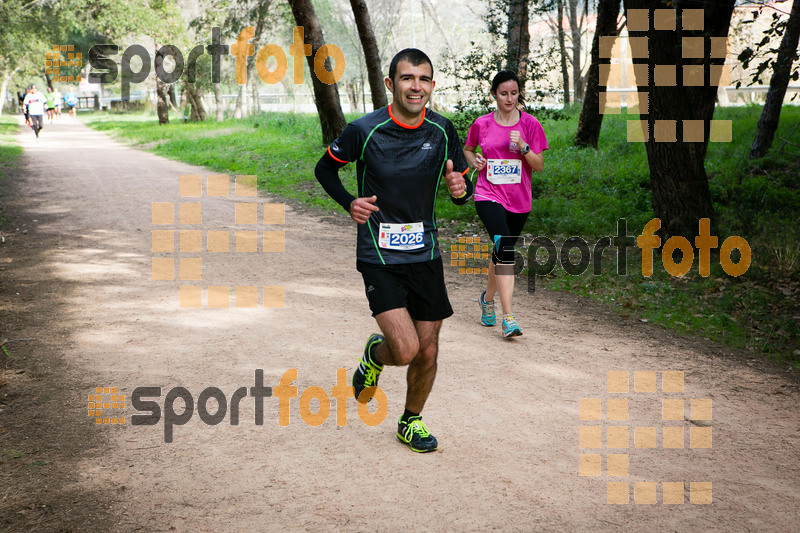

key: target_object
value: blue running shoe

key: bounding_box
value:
[479,290,496,327]
[501,314,522,338]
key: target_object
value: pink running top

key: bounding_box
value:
[465,111,548,213]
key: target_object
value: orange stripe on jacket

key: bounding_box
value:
[327,146,349,164]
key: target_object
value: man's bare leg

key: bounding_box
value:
[404,319,441,413]
[372,309,442,410]
[373,308,420,367]
[365,308,442,452]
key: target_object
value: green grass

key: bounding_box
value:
[0,115,23,228]
[0,115,23,176]
[81,111,357,210]
[1,449,25,461]
[81,106,800,367]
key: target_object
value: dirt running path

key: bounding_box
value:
[1,117,798,532]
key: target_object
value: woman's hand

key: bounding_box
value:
[474,153,486,171]
[463,146,486,171]
[509,130,527,150]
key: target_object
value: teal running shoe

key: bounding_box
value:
[501,314,522,338]
[479,290,496,327]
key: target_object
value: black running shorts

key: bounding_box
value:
[356,257,453,321]
[475,201,529,265]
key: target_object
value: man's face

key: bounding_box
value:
[384,60,435,120]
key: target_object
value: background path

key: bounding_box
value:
[1,116,798,531]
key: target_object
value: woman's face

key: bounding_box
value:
[493,80,519,112]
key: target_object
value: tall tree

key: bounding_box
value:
[574,0,621,147]
[248,0,272,117]
[192,0,281,120]
[154,46,170,124]
[624,0,735,239]
[349,0,387,110]
[287,0,346,144]
[567,0,585,100]
[507,0,531,90]
[183,80,208,121]
[750,0,800,158]
[419,0,457,58]
[1,0,180,116]
[557,0,571,105]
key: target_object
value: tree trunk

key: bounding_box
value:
[575,0,620,147]
[350,0,388,110]
[154,47,169,125]
[184,81,207,121]
[251,77,259,116]
[624,0,735,239]
[156,80,169,125]
[288,0,347,145]
[750,0,800,158]
[567,0,584,101]
[168,84,179,112]
[346,79,359,112]
[234,85,245,119]
[557,0,571,105]
[0,67,19,117]
[248,1,270,118]
[214,83,224,121]
[419,0,457,57]
[507,0,531,91]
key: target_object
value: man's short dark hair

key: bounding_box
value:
[388,48,433,82]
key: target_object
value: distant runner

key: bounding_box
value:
[64,90,78,117]
[23,85,47,138]
[45,87,56,123]
[53,87,63,118]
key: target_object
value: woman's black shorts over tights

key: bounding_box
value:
[475,201,529,265]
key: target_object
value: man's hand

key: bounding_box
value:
[445,159,466,198]
[349,195,379,224]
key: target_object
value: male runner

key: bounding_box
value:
[315,48,473,453]
[64,89,78,117]
[23,85,47,138]
[53,87,63,118]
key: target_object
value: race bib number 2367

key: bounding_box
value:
[487,159,522,185]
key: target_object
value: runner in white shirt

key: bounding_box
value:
[53,88,63,118]
[23,85,47,138]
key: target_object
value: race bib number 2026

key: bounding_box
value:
[379,222,424,250]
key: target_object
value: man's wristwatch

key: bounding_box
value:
[520,143,531,155]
